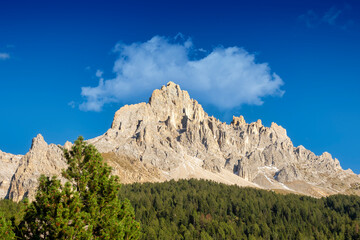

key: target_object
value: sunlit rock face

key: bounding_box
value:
[89,82,360,197]
[6,134,67,202]
[3,82,360,201]
[0,150,22,199]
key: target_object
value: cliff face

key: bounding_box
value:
[89,82,360,197]
[0,150,22,198]
[6,134,67,202]
[3,82,360,201]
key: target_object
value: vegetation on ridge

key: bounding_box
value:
[120,179,360,240]
[2,178,360,240]
[0,137,140,239]
[0,138,359,239]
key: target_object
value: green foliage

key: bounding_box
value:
[0,212,15,240]
[0,199,26,225]
[1,137,359,239]
[17,176,91,239]
[62,137,140,239]
[17,136,140,239]
[120,179,360,240]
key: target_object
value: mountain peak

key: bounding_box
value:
[231,115,246,126]
[63,141,72,151]
[30,134,47,150]
[4,82,360,201]
[7,133,67,201]
[166,81,177,88]
[149,81,189,106]
[110,82,207,131]
[94,82,360,198]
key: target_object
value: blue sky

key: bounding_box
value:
[1,0,359,173]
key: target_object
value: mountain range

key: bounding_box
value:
[1,82,359,201]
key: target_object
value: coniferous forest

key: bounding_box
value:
[1,179,360,239]
[119,179,360,240]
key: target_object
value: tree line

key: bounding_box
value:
[0,137,359,239]
[119,179,360,240]
[0,137,140,239]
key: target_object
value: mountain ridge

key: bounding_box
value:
[1,82,359,201]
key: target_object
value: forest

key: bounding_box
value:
[1,179,360,239]
[119,179,360,240]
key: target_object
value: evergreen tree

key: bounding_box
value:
[62,136,140,239]
[18,136,140,239]
[0,212,15,240]
[18,176,91,239]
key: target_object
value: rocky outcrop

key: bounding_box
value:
[89,82,360,196]
[2,82,359,201]
[6,134,67,202]
[101,152,166,184]
[0,150,22,199]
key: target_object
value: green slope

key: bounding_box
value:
[120,179,360,240]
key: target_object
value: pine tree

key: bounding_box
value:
[62,136,140,239]
[0,212,15,240]
[18,176,91,239]
[18,136,140,239]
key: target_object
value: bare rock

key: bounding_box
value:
[88,82,360,197]
[0,150,22,199]
[275,165,302,183]
[231,115,246,126]
[3,82,360,200]
[6,134,67,202]
[63,141,72,151]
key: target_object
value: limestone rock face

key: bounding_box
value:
[6,134,67,202]
[2,82,360,200]
[89,82,360,197]
[231,116,246,126]
[90,82,208,171]
[0,150,22,199]
[63,141,72,151]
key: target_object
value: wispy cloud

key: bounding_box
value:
[299,5,352,29]
[79,35,284,112]
[0,53,10,60]
[299,10,319,28]
[68,101,76,109]
[323,7,343,25]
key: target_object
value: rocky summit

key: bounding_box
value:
[1,82,360,201]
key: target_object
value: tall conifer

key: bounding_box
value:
[63,136,140,239]
[18,136,140,239]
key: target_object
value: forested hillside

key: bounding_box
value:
[120,179,360,240]
[1,179,360,239]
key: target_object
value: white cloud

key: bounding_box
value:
[95,69,103,78]
[0,53,10,60]
[80,36,284,111]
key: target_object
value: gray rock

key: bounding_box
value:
[3,82,360,201]
[88,82,360,196]
[0,150,22,199]
[6,134,67,202]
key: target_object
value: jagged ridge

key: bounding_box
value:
[1,82,359,201]
[89,82,360,197]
